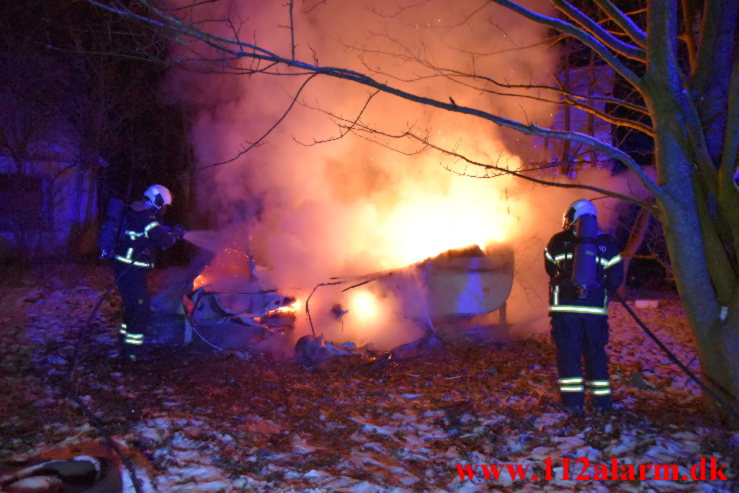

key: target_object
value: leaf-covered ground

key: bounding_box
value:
[0,265,737,492]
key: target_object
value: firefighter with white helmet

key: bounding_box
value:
[544,199,624,414]
[143,184,173,210]
[111,184,185,362]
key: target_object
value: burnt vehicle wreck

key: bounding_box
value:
[151,242,514,359]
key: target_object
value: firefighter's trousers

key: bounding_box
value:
[112,261,151,359]
[550,315,612,410]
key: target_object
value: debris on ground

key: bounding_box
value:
[0,267,736,492]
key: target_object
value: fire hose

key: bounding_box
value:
[306,265,739,420]
[64,254,147,493]
[612,290,739,421]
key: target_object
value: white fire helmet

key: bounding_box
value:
[563,199,597,230]
[144,184,173,209]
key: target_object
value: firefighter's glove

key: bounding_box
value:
[172,224,186,240]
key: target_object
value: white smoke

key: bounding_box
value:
[163,0,648,349]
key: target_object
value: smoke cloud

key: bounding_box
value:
[163,0,649,350]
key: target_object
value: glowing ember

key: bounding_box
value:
[192,273,208,290]
[264,299,301,317]
[190,247,254,291]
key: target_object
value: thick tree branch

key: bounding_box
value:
[643,0,682,92]
[718,55,739,265]
[680,0,699,70]
[693,176,736,305]
[553,0,645,61]
[691,0,739,93]
[565,97,654,136]
[676,83,720,196]
[487,0,643,90]
[593,0,647,48]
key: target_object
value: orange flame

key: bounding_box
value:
[362,172,515,268]
[190,247,253,291]
[192,273,208,290]
[264,299,301,317]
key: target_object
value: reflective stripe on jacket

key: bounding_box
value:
[113,202,176,268]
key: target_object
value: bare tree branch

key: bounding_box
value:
[593,0,647,48]
[368,0,450,19]
[553,0,645,61]
[487,0,643,89]
[239,37,658,124]
[414,66,654,135]
[302,0,328,15]
[289,0,295,60]
[197,73,318,171]
[82,0,664,199]
[305,101,656,209]
[643,2,719,200]
[364,123,655,209]
[169,0,221,12]
[565,96,654,136]
[346,32,653,129]
[295,89,382,145]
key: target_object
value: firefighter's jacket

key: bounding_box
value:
[544,229,624,316]
[113,201,176,269]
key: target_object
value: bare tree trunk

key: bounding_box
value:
[654,126,739,425]
[618,204,652,298]
[9,164,32,264]
[65,162,87,258]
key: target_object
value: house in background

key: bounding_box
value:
[0,140,104,261]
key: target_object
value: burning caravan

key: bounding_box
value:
[173,243,514,353]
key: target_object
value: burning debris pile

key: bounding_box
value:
[183,288,297,352]
[171,239,514,363]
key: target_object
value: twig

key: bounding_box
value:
[197,73,317,170]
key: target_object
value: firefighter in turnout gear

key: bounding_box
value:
[544,199,624,413]
[112,185,184,362]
